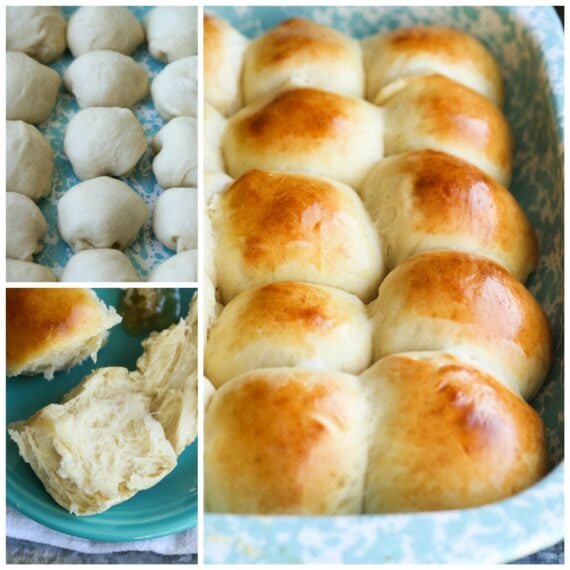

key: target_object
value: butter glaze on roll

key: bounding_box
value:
[205,281,372,387]
[243,18,364,104]
[223,87,384,188]
[377,74,513,186]
[362,351,547,513]
[369,251,552,400]
[205,368,368,514]
[363,26,504,106]
[211,169,384,303]
[359,150,538,281]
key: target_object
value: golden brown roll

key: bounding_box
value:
[359,149,538,281]
[377,74,513,186]
[205,367,368,514]
[243,18,364,105]
[204,103,226,173]
[362,351,547,513]
[205,281,372,387]
[363,26,504,106]
[223,87,384,188]
[7,288,121,379]
[204,13,248,116]
[369,251,552,400]
[210,169,384,303]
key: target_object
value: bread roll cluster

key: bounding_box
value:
[204,15,551,515]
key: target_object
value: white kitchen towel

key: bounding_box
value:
[7,508,197,555]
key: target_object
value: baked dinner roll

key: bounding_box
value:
[205,368,368,514]
[204,103,226,173]
[223,87,384,188]
[211,169,383,303]
[204,13,248,116]
[377,75,513,186]
[363,26,504,106]
[206,281,372,387]
[7,288,121,379]
[369,251,552,400]
[361,351,547,513]
[359,150,538,281]
[243,18,364,105]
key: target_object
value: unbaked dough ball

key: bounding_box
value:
[153,188,197,252]
[7,52,61,124]
[7,121,53,200]
[67,7,144,57]
[151,117,197,188]
[7,259,58,282]
[64,50,148,109]
[64,107,147,180]
[151,56,197,121]
[61,249,139,282]
[205,103,226,173]
[6,193,48,261]
[148,250,197,282]
[6,7,67,64]
[145,7,197,63]
[57,177,147,252]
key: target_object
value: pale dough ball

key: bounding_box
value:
[7,52,61,123]
[61,249,139,282]
[58,177,147,253]
[7,121,53,200]
[151,117,197,188]
[151,56,197,121]
[6,7,67,64]
[204,103,226,173]
[145,7,197,63]
[64,50,148,108]
[64,107,147,180]
[67,7,144,57]
[148,250,197,282]
[153,188,197,252]
[7,259,58,282]
[6,192,48,261]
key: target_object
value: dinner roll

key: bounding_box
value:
[204,13,248,116]
[377,75,513,186]
[211,169,383,303]
[6,288,121,379]
[359,150,538,281]
[147,250,198,283]
[363,26,504,106]
[223,87,384,188]
[362,351,547,513]
[6,193,48,261]
[61,249,139,282]
[7,121,53,200]
[67,7,144,57]
[7,52,61,124]
[243,18,364,105]
[206,281,372,387]
[7,7,66,64]
[369,251,552,400]
[205,368,368,514]
[153,188,197,253]
[204,103,226,173]
[6,260,58,283]
[145,7,197,63]
[203,377,216,411]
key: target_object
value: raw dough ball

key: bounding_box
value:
[7,121,53,200]
[67,7,144,57]
[61,249,139,282]
[64,107,147,180]
[151,56,197,121]
[7,52,61,123]
[148,250,197,282]
[152,117,197,188]
[6,7,67,63]
[153,188,197,252]
[205,104,226,173]
[145,7,197,63]
[64,50,148,108]
[58,177,147,252]
[6,192,48,261]
[6,259,58,282]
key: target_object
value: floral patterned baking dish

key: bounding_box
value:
[204,6,564,564]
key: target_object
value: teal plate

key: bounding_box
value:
[205,5,564,564]
[6,288,198,542]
